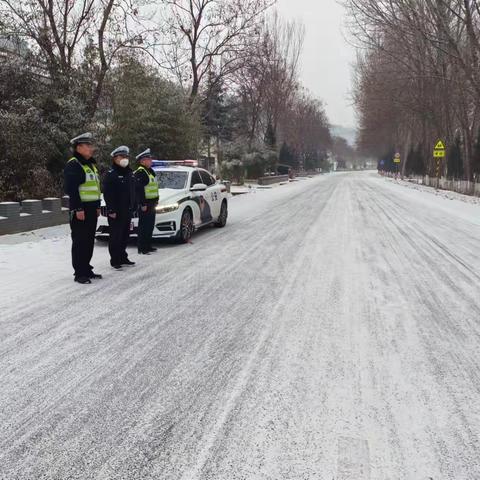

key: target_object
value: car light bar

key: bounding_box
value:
[152,159,198,168]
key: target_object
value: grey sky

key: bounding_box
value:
[276,0,356,128]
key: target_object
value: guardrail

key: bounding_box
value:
[383,172,480,197]
[257,175,290,186]
[408,175,480,196]
[0,196,70,235]
[0,180,232,236]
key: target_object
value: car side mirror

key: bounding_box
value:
[190,183,208,191]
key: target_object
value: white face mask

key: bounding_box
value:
[119,158,129,168]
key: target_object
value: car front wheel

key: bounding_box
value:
[215,201,228,228]
[176,208,194,243]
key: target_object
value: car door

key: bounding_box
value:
[189,169,208,226]
[199,169,221,219]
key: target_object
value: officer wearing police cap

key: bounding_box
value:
[103,146,136,269]
[134,149,159,254]
[64,132,102,284]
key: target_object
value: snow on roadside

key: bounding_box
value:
[375,174,480,226]
[0,224,97,307]
[385,175,480,205]
[227,174,329,224]
[0,175,327,307]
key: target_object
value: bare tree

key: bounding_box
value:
[0,0,156,118]
[281,89,331,170]
[232,11,304,147]
[345,0,480,179]
[159,0,275,98]
[262,12,304,144]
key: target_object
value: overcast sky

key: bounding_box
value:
[276,0,356,128]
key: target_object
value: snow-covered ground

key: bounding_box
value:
[388,175,480,206]
[1,171,479,479]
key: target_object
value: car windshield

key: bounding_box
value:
[155,171,188,190]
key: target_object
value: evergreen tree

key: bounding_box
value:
[264,120,277,149]
[201,71,237,167]
[202,71,227,141]
[472,128,480,180]
[109,54,201,161]
[0,54,85,200]
[279,142,297,167]
[406,144,426,176]
[383,147,395,173]
[447,135,464,180]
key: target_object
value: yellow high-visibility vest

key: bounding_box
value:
[69,158,101,202]
[136,166,159,200]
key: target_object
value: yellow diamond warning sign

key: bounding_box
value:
[433,139,446,158]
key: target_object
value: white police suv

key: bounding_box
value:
[96,161,229,243]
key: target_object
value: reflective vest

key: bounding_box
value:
[69,158,101,202]
[136,166,159,200]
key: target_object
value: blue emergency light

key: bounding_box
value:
[152,160,170,167]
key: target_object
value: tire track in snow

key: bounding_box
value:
[355,175,480,478]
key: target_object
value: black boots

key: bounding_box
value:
[74,276,92,284]
[75,272,102,283]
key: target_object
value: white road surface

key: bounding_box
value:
[1,172,480,479]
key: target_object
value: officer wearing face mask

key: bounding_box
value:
[103,146,136,269]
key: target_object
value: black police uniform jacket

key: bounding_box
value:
[63,152,101,212]
[103,163,136,217]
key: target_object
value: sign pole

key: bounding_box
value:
[433,140,446,190]
[394,152,401,179]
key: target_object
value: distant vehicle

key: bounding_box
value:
[96,161,229,243]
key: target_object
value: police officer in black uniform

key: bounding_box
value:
[64,132,102,284]
[134,149,159,254]
[103,146,136,269]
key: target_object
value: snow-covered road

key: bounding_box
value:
[1,172,480,479]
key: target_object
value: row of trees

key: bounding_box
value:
[0,0,333,201]
[346,0,480,180]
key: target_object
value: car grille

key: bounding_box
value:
[156,221,176,232]
[96,225,110,233]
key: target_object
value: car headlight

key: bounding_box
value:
[156,203,179,214]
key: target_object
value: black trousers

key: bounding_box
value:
[138,207,156,252]
[108,214,132,266]
[70,208,98,278]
